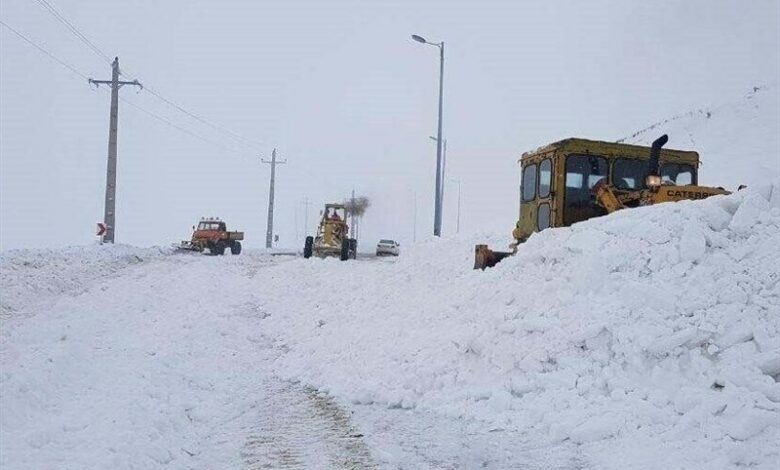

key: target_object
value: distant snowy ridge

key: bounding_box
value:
[618,84,774,144]
[618,84,779,189]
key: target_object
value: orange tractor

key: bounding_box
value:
[179,218,244,255]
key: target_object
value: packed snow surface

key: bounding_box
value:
[2,186,778,469]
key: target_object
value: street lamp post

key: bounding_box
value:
[412,34,444,237]
[429,135,447,229]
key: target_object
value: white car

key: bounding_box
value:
[376,239,400,257]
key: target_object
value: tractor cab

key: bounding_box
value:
[196,219,227,233]
[513,138,700,242]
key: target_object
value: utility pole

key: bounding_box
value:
[89,57,141,243]
[262,148,286,249]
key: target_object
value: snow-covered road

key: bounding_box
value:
[1,249,578,469]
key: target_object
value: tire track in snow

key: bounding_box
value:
[241,382,377,469]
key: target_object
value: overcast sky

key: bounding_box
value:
[1,0,778,250]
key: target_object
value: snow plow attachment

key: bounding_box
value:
[176,241,203,252]
[474,245,514,270]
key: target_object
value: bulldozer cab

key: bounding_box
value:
[516,138,700,239]
[318,204,349,246]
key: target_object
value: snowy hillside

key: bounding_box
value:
[620,85,779,188]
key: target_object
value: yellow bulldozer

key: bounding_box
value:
[303,203,358,261]
[474,135,732,269]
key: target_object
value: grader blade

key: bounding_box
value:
[474,244,514,270]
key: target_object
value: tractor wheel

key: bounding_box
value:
[303,236,314,259]
[340,238,350,261]
[230,241,242,255]
[213,242,226,256]
[349,239,358,259]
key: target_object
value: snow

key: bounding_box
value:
[0,244,172,317]
[252,185,780,469]
[2,86,779,468]
[621,85,780,188]
[5,187,776,469]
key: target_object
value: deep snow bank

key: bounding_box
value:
[0,244,172,317]
[0,251,281,469]
[261,186,780,468]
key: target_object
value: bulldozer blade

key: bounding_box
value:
[474,244,514,270]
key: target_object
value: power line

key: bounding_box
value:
[3,18,335,189]
[119,59,267,150]
[119,97,249,157]
[31,0,267,152]
[0,19,89,80]
[0,19,252,158]
[141,85,266,151]
[32,0,113,64]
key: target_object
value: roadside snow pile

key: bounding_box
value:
[261,185,780,468]
[621,85,779,188]
[0,251,280,470]
[0,244,172,317]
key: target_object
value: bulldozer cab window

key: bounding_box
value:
[614,158,649,190]
[522,164,537,201]
[198,222,221,231]
[537,203,551,230]
[564,154,608,226]
[539,159,552,198]
[661,163,696,185]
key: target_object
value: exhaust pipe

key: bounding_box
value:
[648,134,668,176]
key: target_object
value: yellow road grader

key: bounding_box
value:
[303,203,358,261]
[474,135,732,269]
